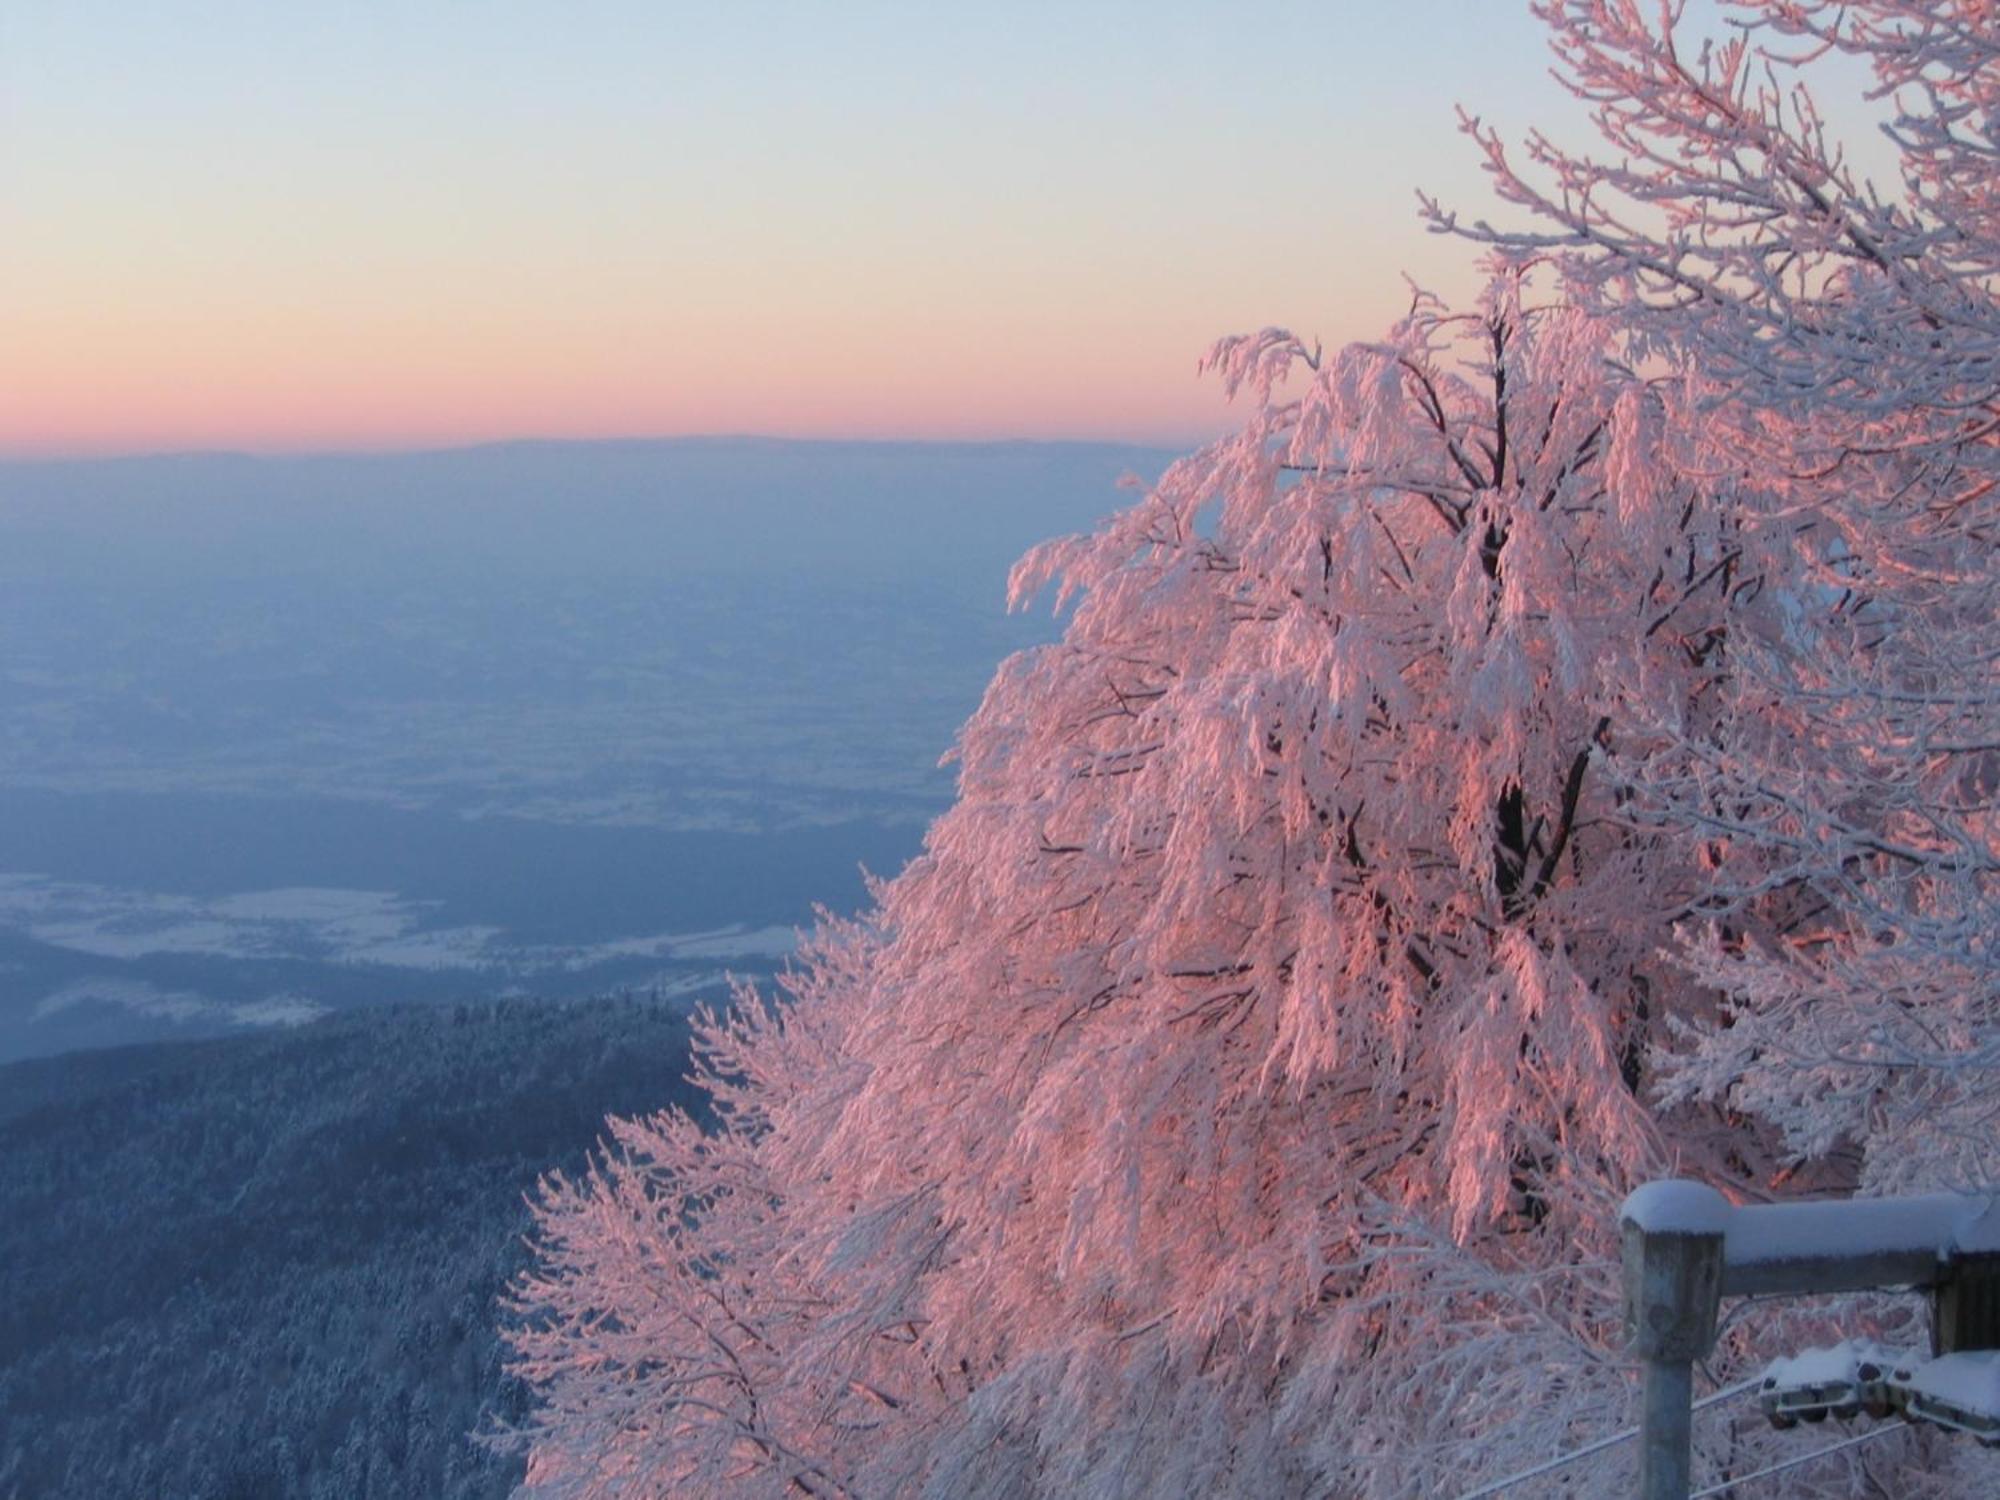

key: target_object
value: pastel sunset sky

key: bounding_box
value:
[1,2,1565,457]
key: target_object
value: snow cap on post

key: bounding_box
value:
[1621,1181,1726,1363]
[1622,1180,1731,1238]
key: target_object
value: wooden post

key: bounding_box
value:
[1639,1357,1695,1499]
[1934,1252,2000,1356]
[1622,1184,1727,1500]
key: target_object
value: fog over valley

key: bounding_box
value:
[0,438,1168,1061]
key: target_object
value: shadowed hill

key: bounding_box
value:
[0,994,703,1500]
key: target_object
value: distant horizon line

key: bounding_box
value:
[0,429,1211,468]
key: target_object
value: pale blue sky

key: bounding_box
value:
[1,3,1577,453]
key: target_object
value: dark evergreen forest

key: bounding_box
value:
[0,995,704,1499]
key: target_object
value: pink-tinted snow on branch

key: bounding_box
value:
[500,4,1997,1495]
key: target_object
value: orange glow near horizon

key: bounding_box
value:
[0,4,1537,460]
[2,239,1459,457]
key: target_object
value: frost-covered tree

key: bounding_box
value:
[1441,0,1999,1196]
[500,271,1766,1496]
[505,5,1999,1494]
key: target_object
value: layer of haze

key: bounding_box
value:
[0,2,1556,456]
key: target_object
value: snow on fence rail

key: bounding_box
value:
[1623,1180,2000,1297]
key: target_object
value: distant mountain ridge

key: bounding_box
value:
[0,435,1177,591]
[0,437,1177,1060]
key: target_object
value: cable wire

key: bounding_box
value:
[1449,1419,1641,1499]
[1450,1377,1763,1499]
[1688,1421,1907,1498]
